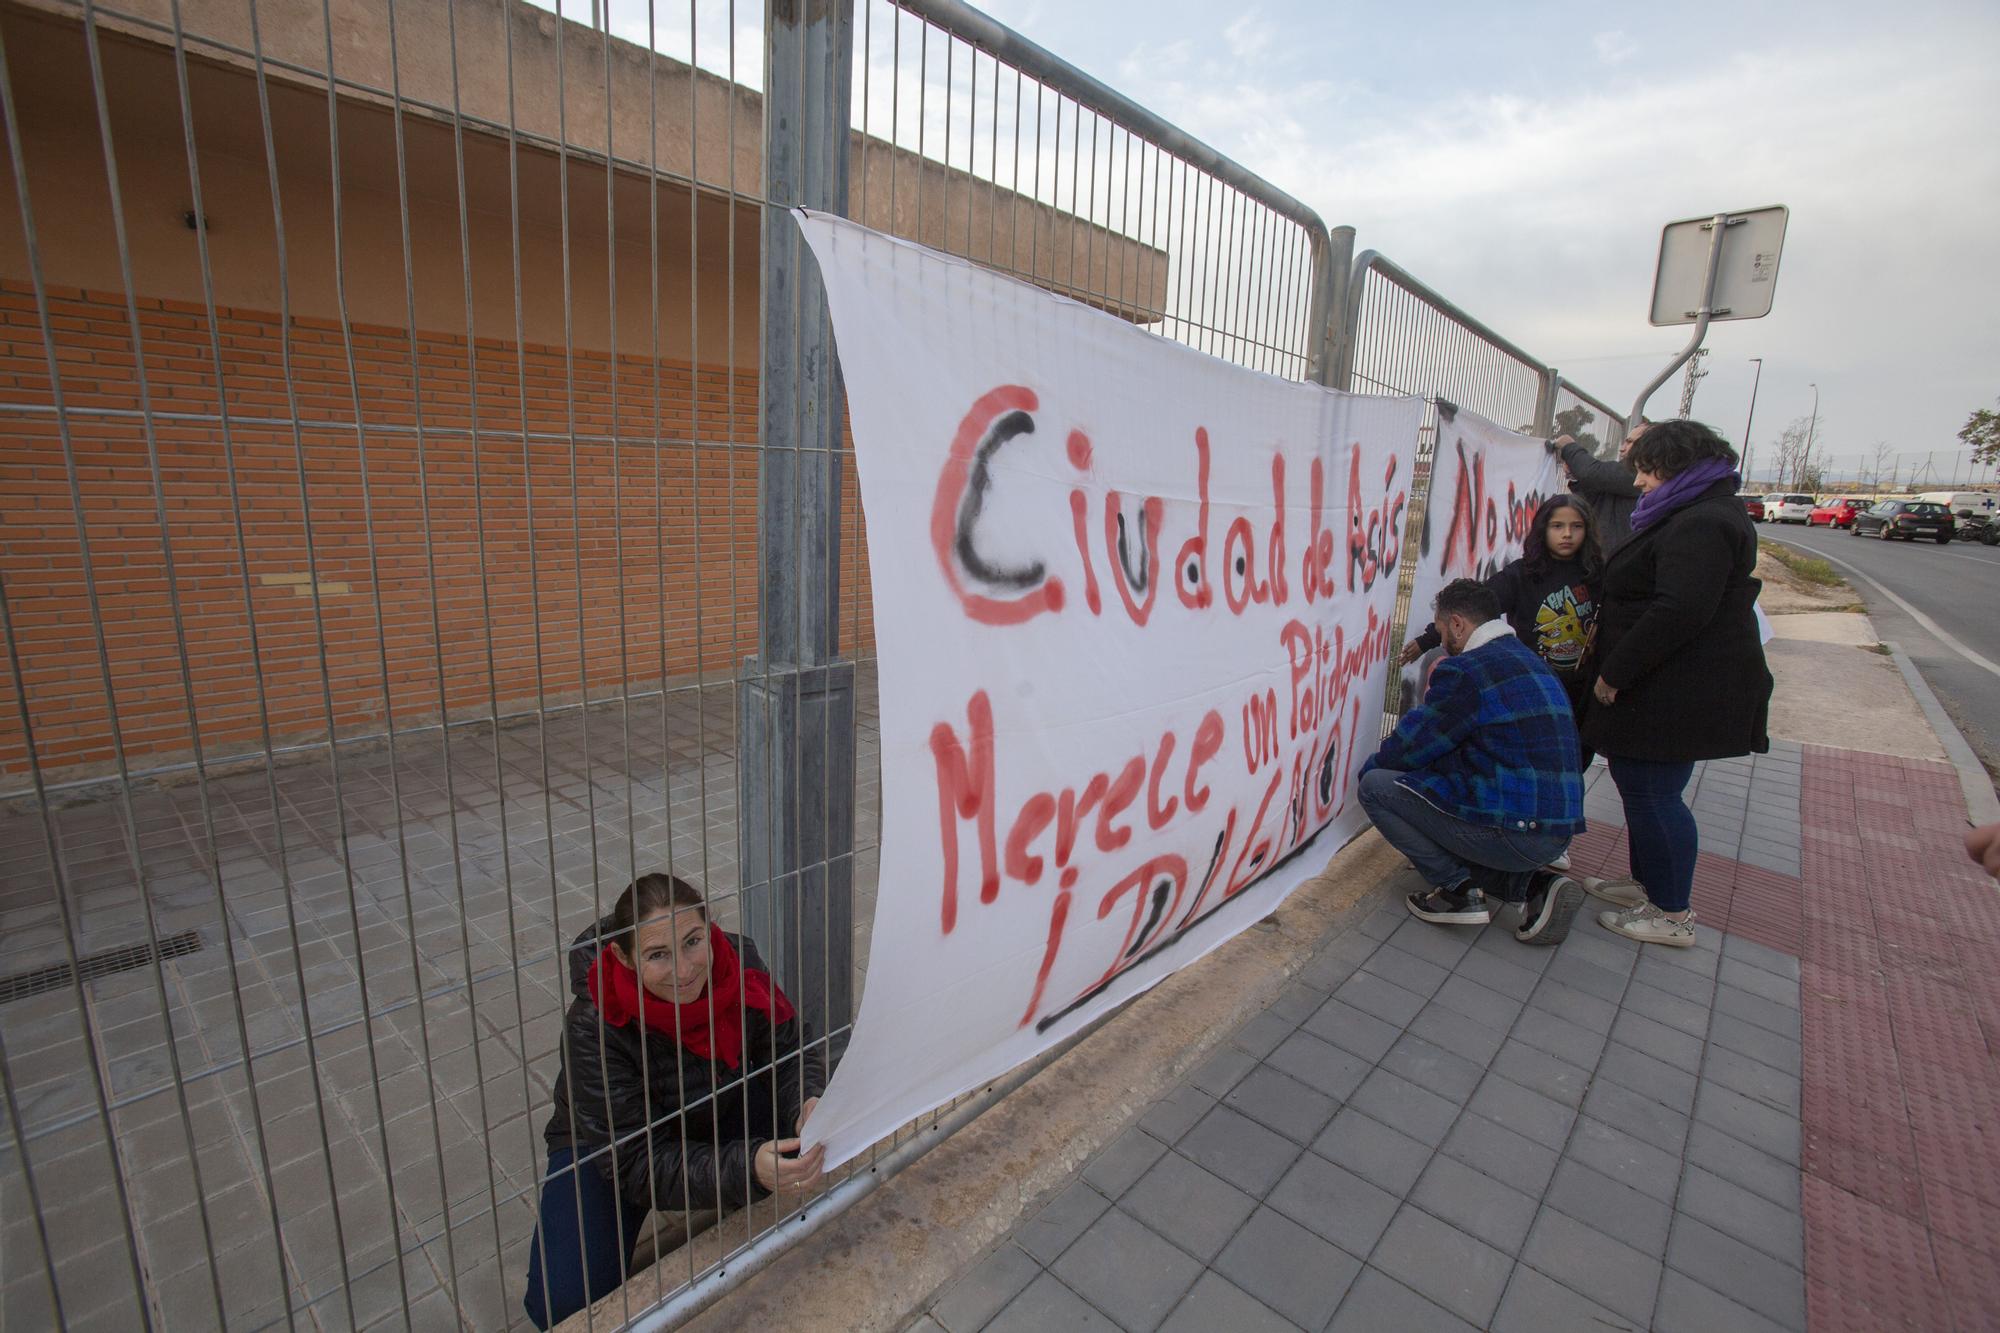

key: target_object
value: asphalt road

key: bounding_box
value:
[1760,519,2000,787]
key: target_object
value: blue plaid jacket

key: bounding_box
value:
[1363,635,1584,834]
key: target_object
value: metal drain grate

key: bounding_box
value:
[0,930,203,1004]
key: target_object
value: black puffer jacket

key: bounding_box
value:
[541,918,826,1212]
[1581,479,1772,763]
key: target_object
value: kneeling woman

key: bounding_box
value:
[524,873,826,1329]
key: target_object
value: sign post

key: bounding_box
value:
[1631,205,1788,423]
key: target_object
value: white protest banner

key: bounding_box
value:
[793,211,1421,1168]
[1397,407,1565,711]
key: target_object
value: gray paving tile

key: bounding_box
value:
[908,1316,948,1333]
[1543,1157,1674,1256]
[1581,1076,1692,1153]
[1632,953,1715,1005]
[1139,1084,1216,1145]
[1410,1154,1539,1254]
[1554,931,1639,978]
[1360,944,1451,998]
[1082,1127,1169,1199]
[1331,971,1426,1028]
[1269,981,1328,1026]
[1526,978,1619,1034]
[1676,1165,1804,1268]
[1597,1040,1700,1116]
[1702,1043,1802,1113]
[1490,1264,1641,1333]
[987,1271,1116,1332]
[1621,979,1713,1038]
[1051,1207,1203,1333]
[1408,1003,1507,1065]
[1265,1030,1372,1102]
[1386,918,1481,972]
[1466,1073,1575,1151]
[1312,1108,1431,1196]
[1156,1273,1298,1333]
[1439,1113,1559,1197]
[1380,1033,1484,1103]
[1189,1044,1258,1097]
[1707,1012,1802,1076]
[1717,957,1799,1008]
[1355,905,1406,940]
[1214,1206,1360,1331]
[1713,984,1801,1040]
[1177,1105,1302,1197]
[931,1243,1041,1331]
[1469,922,1554,974]
[1428,973,1523,1034]
[1692,1082,1800,1165]
[1518,1205,1661,1325]
[1328,1267,1477,1333]
[1665,1213,1806,1331]
[1350,1068,1461,1147]
[1683,1122,1800,1210]
[1609,1009,1706,1074]
[1567,1117,1683,1203]
[1489,1041,1591,1109]
[1267,1152,1399,1258]
[1301,998,1401,1064]
[1369,1205,1513,1328]
[1121,1153,1258,1262]
[1230,1009,1298,1059]
[1018,1181,1112,1264]
[1223,1067,1339,1146]
[1511,1007,1607,1069]
[1451,947,1541,1003]
[1654,1268,1794,1333]
[1301,930,1380,987]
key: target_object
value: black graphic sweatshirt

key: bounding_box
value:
[1413,555,1598,683]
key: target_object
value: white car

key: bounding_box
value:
[1764,493,1816,524]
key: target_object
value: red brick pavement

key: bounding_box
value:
[1571,747,2000,1331]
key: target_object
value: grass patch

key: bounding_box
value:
[1760,540,1845,588]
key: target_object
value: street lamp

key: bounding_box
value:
[1741,358,1763,482]
[1802,382,1819,489]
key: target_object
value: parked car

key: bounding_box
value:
[1740,493,1766,521]
[1851,500,1955,543]
[1808,497,1870,529]
[1764,493,1817,524]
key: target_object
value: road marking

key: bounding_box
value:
[1770,535,2000,681]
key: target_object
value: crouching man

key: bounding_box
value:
[1360,579,1587,944]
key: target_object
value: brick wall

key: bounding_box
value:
[0,282,874,780]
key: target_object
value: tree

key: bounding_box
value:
[1869,440,1896,495]
[1961,399,1999,467]
[1771,416,1816,490]
[1551,405,1604,458]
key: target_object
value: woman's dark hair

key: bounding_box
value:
[607,872,705,955]
[1522,493,1605,583]
[1625,419,1738,480]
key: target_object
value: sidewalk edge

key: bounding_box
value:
[674,832,1405,1333]
[1884,639,2000,823]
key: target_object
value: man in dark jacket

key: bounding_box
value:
[1361,579,1587,945]
[1550,419,1648,552]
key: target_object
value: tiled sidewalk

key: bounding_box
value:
[912,741,1999,1332]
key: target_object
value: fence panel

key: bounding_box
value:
[0,0,1338,1328]
[1552,376,1628,462]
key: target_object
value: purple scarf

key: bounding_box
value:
[1629,457,1739,533]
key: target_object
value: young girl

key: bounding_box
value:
[1401,492,1604,755]
[524,873,826,1330]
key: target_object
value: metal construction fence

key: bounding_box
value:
[0,0,1627,1328]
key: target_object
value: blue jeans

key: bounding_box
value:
[523,1146,649,1331]
[1359,768,1568,901]
[1606,755,1697,912]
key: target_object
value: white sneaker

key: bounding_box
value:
[1545,852,1572,872]
[1579,875,1646,909]
[1600,902,1697,948]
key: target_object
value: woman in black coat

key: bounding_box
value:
[1579,420,1772,948]
[523,873,827,1329]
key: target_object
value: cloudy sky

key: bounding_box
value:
[962,0,2000,484]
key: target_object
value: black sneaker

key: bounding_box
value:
[1515,870,1584,946]
[1405,884,1491,926]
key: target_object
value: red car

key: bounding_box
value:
[1808,497,1870,529]
[1740,494,1766,521]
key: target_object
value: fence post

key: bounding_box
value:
[740,0,858,1049]
[1309,224,1356,390]
[1533,368,1559,437]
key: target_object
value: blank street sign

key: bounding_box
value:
[1649,205,1789,326]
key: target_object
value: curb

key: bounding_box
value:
[1884,640,2000,824]
[670,831,1405,1333]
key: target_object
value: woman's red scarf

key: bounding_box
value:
[585,924,793,1069]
